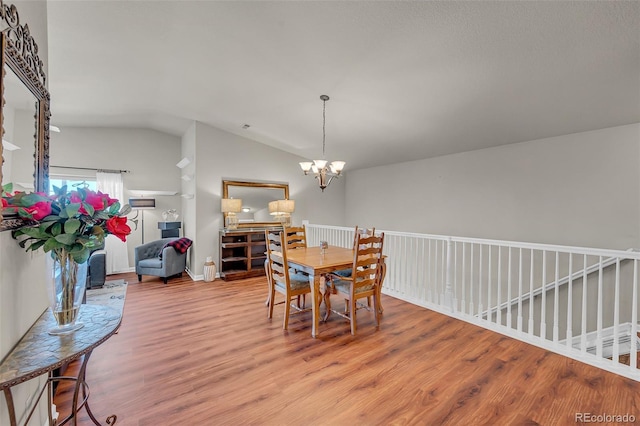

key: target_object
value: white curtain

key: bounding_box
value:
[96,171,130,274]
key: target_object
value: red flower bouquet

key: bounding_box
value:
[1,183,132,263]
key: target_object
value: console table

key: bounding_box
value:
[0,282,127,425]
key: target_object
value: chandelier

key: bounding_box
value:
[299,95,345,191]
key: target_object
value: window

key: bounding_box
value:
[49,177,97,195]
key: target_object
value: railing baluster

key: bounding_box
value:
[427,240,433,303]
[487,246,497,322]
[541,250,547,340]
[553,251,560,342]
[478,245,483,319]
[441,240,446,305]
[632,259,638,370]
[517,248,523,332]
[597,256,604,359]
[462,243,467,315]
[566,253,573,349]
[453,241,458,312]
[581,254,588,353]
[529,249,535,336]
[613,258,620,363]
[507,247,512,329]
[419,238,425,303]
[497,246,502,326]
[470,244,475,316]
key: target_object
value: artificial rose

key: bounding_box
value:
[84,190,107,211]
[98,191,118,207]
[106,216,131,242]
[25,201,52,220]
[1,198,7,208]
[70,190,104,214]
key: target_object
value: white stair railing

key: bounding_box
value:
[305,223,640,381]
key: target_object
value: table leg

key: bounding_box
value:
[309,274,322,337]
[54,350,118,425]
[3,388,17,426]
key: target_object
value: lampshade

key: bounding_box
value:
[221,198,242,213]
[268,200,279,215]
[269,199,294,215]
[128,198,156,209]
[278,199,295,214]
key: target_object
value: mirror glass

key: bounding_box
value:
[1,66,37,192]
[222,180,289,227]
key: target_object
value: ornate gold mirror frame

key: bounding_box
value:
[222,180,289,229]
[0,1,50,231]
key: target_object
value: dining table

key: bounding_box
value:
[285,245,386,338]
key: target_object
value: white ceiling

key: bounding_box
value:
[46,1,640,171]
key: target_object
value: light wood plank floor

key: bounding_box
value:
[55,272,640,425]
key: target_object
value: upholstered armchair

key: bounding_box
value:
[135,238,188,284]
[86,248,107,289]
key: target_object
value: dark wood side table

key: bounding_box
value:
[0,282,127,425]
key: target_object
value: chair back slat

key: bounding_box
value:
[284,225,307,250]
[353,226,376,250]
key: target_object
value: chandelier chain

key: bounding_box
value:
[322,97,326,158]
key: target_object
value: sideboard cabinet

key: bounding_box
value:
[219,229,275,281]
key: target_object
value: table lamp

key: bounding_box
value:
[221,198,242,230]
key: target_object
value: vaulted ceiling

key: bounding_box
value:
[46,1,640,170]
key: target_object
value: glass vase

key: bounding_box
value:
[46,250,88,335]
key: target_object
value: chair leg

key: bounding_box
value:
[323,290,332,322]
[137,274,142,282]
[297,295,306,309]
[265,261,272,307]
[268,288,276,319]
[283,295,291,330]
[373,293,381,327]
[350,298,357,335]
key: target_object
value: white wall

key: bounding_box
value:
[0,1,50,424]
[187,121,345,278]
[346,123,640,250]
[180,123,197,274]
[50,127,182,267]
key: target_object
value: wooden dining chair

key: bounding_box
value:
[283,225,309,307]
[265,229,312,330]
[334,226,376,277]
[332,226,376,305]
[326,232,385,335]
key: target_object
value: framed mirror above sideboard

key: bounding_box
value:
[222,179,289,228]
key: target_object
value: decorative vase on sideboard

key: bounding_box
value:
[46,250,88,335]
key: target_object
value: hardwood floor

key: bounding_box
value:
[55,272,640,425]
